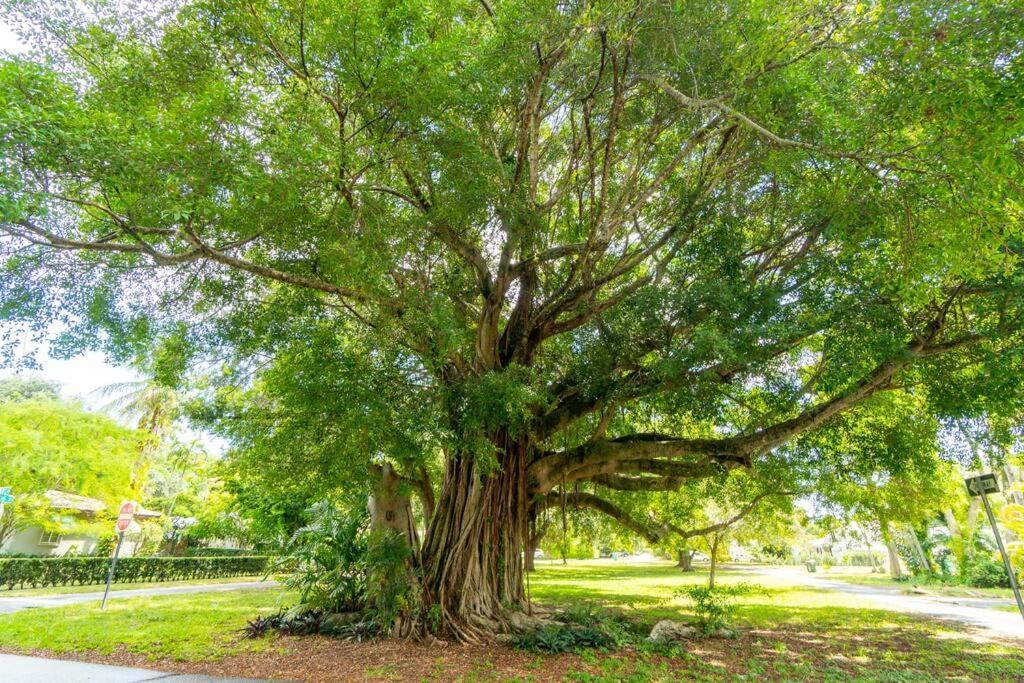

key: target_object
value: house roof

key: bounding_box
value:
[44,491,163,519]
[134,506,162,519]
[44,489,106,513]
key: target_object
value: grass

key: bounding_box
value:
[0,586,292,661]
[528,560,1024,681]
[818,566,1016,599]
[0,575,270,598]
[0,561,1021,680]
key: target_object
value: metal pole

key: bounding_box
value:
[101,531,125,610]
[979,491,1024,623]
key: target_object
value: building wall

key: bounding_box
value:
[0,526,99,556]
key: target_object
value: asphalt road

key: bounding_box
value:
[0,579,279,615]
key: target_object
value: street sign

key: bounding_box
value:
[965,473,1000,496]
[103,501,136,610]
[963,472,1024,624]
[115,501,135,533]
[0,486,13,519]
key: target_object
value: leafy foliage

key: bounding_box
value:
[0,555,270,590]
[275,502,368,614]
[676,583,760,636]
[0,396,146,546]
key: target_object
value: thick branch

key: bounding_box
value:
[539,491,664,544]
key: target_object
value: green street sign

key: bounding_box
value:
[0,487,13,504]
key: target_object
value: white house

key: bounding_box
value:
[0,490,162,556]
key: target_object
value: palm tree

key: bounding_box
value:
[96,380,180,491]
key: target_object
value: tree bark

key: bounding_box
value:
[419,433,530,641]
[369,463,420,550]
[882,522,903,578]
[708,535,721,589]
[676,548,694,571]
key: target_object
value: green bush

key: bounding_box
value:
[364,529,413,628]
[512,603,638,653]
[962,553,1010,588]
[275,501,368,614]
[676,582,759,636]
[512,624,615,653]
[185,547,253,557]
[0,555,271,590]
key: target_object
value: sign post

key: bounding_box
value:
[101,501,135,610]
[0,487,13,520]
[964,474,1024,623]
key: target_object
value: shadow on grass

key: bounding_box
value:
[529,563,1024,681]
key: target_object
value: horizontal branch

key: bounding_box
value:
[539,491,664,544]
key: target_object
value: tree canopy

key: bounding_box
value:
[0,395,146,546]
[1,0,1022,636]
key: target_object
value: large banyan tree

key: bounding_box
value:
[2,0,1023,639]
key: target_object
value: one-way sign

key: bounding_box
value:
[965,473,1000,496]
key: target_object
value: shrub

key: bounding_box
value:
[962,553,1010,588]
[275,501,368,614]
[0,555,270,590]
[512,603,637,653]
[512,624,614,653]
[364,529,413,628]
[185,547,253,557]
[676,582,759,636]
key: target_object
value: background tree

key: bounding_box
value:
[2,0,1023,638]
[99,379,181,490]
[0,393,145,547]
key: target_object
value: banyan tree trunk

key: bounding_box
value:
[369,463,420,550]
[419,432,530,641]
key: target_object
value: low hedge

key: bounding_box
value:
[184,547,254,557]
[0,555,271,590]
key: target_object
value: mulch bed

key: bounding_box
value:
[5,624,1024,682]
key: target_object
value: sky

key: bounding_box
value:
[0,22,140,404]
[0,17,227,455]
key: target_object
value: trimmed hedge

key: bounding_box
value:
[184,547,254,557]
[0,555,271,590]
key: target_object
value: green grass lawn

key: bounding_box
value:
[529,561,1024,681]
[819,565,1016,600]
[0,587,292,661]
[0,575,271,598]
[0,561,1021,681]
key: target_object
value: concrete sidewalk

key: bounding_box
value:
[0,653,272,682]
[0,580,279,615]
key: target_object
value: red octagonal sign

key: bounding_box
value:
[116,501,135,533]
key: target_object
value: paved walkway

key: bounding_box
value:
[0,653,271,682]
[751,565,1024,642]
[0,580,279,615]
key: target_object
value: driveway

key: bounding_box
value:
[0,653,274,682]
[0,580,279,615]
[751,565,1024,642]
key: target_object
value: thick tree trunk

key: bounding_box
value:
[369,463,420,550]
[419,433,530,641]
[676,548,694,571]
